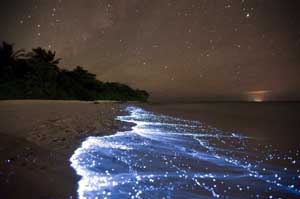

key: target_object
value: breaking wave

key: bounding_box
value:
[70,106,300,199]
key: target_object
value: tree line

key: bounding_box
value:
[0,42,149,102]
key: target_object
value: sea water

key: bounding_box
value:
[70,106,300,199]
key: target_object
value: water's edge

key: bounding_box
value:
[70,105,300,199]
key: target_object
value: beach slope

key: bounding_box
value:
[0,100,130,199]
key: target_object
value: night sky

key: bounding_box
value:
[1,0,300,101]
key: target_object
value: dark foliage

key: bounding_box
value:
[0,42,149,102]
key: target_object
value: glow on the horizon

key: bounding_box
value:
[253,97,264,102]
[247,90,271,102]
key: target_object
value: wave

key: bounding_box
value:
[70,106,300,199]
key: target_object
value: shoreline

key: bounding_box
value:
[0,100,135,198]
[141,102,300,149]
[2,100,298,197]
[66,104,300,198]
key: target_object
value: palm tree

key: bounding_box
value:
[0,42,25,81]
[0,42,24,65]
[29,47,61,65]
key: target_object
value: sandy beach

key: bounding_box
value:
[1,101,299,198]
[0,100,133,199]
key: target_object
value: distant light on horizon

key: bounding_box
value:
[253,97,264,102]
[247,90,272,102]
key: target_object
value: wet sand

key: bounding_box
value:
[0,100,133,199]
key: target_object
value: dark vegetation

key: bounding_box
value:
[0,42,149,102]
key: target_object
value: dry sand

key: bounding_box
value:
[0,100,132,199]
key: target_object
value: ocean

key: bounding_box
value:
[70,103,300,199]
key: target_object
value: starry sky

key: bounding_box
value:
[1,0,300,101]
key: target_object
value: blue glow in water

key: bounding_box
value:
[70,106,300,199]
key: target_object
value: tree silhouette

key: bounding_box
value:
[0,41,149,102]
[0,42,25,83]
[0,42,24,64]
[28,47,61,65]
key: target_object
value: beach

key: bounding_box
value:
[0,100,133,199]
[1,101,299,198]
